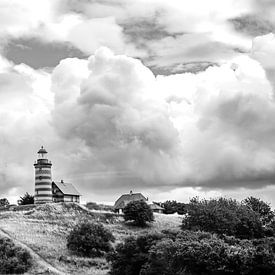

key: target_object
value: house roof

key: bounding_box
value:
[114,192,146,209]
[150,203,164,210]
[53,181,81,196]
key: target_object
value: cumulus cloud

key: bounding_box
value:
[0,0,256,73]
[50,46,275,192]
[251,33,275,90]
[229,15,274,37]
[1,0,275,205]
[0,0,137,60]
[0,56,54,195]
[52,48,181,185]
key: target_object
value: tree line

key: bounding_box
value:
[108,196,275,274]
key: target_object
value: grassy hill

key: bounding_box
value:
[0,203,182,275]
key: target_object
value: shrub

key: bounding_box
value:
[141,232,275,275]
[18,193,34,205]
[243,197,274,225]
[108,230,275,275]
[159,200,187,215]
[0,198,9,207]
[183,197,264,239]
[67,221,115,257]
[107,233,164,275]
[123,200,154,226]
[0,237,32,274]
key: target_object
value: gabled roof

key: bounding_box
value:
[53,181,81,196]
[114,192,146,209]
[150,203,164,210]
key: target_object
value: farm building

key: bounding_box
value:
[114,191,147,214]
[52,180,80,203]
[149,203,164,213]
[34,146,80,204]
[114,190,164,214]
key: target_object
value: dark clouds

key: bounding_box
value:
[149,62,218,75]
[229,15,274,36]
[0,0,255,74]
[3,38,87,69]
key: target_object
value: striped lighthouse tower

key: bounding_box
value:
[34,146,53,204]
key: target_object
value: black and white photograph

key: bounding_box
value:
[0,0,275,274]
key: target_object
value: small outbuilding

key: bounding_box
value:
[149,203,164,213]
[114,191,147,214]
[52,180,81,203]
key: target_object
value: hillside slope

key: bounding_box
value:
[0,203,182,275]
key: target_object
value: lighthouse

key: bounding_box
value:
[34,146,53,203]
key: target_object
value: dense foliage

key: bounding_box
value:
[108,196,275,274]
[123,200,154,226]
[107,233,164,275]
[0,237,32,274]
[108,231,275,275]
[67,221,115,257]
[142,233,275,275]
[0,198,9,207]
[243,196,274,225]
[18,193,34,205]
[156,200,186,215]
[182,197,265,239]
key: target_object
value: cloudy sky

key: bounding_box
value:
[1,0,275,206]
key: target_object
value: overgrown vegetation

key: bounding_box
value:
[123,200,154,227]
[67,221,115,257]
[108,231,275,275]
[0,197,274,274]
[107,196,275,275]
[107,233,164,275]
[0,237,32,274]
[243,196,274,225]
[182,197,267,239]
[18,192,34,205]
[155,200,187,214]
[0,198,9,207]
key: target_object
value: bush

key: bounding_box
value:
[0,198,9,207]
[158,200,187,215]
[107,233,164,275]
[141,233,275,275]
[123,200,154,226]
[0,237,32,274]
[67,221,115,257]
[18,193,34,205]
[243,197,274,225]
[183,197,264,239]
[108,230,275,275]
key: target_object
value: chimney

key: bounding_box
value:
[130,190,133,195]
[61,179,64,183]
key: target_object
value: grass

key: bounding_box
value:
[0,203,182,274]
